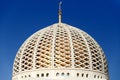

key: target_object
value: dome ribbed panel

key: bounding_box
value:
[21,34,39,71]
[64,25,75,68]
[68,27,90,69]
[54,25,72,68]
[97,45,105,73]
[32,31,44,69]
[13,45,24,75]
[35,27,54,69]
[102,50,108,74]
[81,31,103,72]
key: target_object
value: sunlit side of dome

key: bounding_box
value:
[12,23,109,80]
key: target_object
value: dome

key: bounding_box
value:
[12,23,109,80]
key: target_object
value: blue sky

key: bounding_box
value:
[0,0,120,80]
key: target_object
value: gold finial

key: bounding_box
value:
[58,1,62,23]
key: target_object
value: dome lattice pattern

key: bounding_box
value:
[13,23,108,77]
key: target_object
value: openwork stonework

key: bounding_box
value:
[12,23,109,80]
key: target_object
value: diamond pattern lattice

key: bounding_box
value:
[69,28,90,69]
[13,47,22,75]
[81,31,103,72]
[35,27,54,69]
[54,26,71,68]
[21,35,39,71]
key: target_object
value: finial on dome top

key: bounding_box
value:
[58,1,62,23]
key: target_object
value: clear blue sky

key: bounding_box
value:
[0,0,119,80]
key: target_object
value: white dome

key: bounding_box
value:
[12,23,109,80]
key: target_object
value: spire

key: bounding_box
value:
[58,1,62,23]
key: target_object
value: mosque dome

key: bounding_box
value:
[12,23,109,80]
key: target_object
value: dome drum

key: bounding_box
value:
[12,69,108,80]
